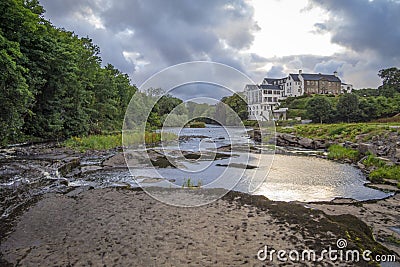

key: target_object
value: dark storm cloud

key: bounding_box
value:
[40,0,264,86]
[309,0,400,60]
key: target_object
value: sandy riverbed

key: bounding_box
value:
[1,187,396,266]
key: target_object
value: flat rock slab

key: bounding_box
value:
[309,193,400,256]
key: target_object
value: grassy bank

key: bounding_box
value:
[277,122,399,143]
[361,155,400,186]
[64,132,177,151]
[327,145,360,161]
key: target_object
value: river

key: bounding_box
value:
[0,125,391,218]
[132,125,389,202]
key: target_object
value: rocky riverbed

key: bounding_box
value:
[0,137,399,266]
[275,131,400,164]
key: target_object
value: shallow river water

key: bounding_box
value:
[0,125,391,219]
[125,125,389,202]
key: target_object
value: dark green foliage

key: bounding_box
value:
[0,32,32,144]
[157,94,183,116]
[369,166,400,183]
[306,96,333,123]
[378,67,400,93]
[221,93,248,121]
[283,67,400,124]
[336,94,360,123]
[0,0,137,145]
[146,94,184,129]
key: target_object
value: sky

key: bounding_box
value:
[40,0,400,90]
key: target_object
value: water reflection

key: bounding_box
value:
[141,126,391,202]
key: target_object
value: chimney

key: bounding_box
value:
[334,71,338,77]
[299,69,303,74]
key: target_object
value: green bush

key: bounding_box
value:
[327,145,360,161]
[369,166,400,182]
[362,155,387,168]
[188,121,206,128]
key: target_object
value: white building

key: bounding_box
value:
[285,73,303,97]
[245,84,285,121]
[245,69,353,121]
[341,83,353,93]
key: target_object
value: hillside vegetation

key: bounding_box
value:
[280,67,400,124]
[277,123,400,143]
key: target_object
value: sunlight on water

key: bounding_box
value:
[248,154,389,202]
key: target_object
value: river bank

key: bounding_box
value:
[274,124,400,190]
[272,125,400,260]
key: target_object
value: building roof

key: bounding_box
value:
[263,77,287,84]
[244,84,259,90]
[289,74,300,81]
[259,84,283,90]
[301,73,341,82]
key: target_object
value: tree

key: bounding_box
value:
[0,0,137,143]
[336,94,360,123]
[221,93,248,121]
[215,102,227,125]
[306,96,333,124]
[378,67,400,93]
[0,33,32,145]
[359,98,378,121]
[157,94,183,116]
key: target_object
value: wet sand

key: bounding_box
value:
[1,188,394,266]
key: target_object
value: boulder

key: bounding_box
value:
[358,143,375,155]
[314,140,327,149]
[376,145,390,156]
[102,153,128,168]
[394,148,400,160]
[298,137,314,149]
[280,133,298,144]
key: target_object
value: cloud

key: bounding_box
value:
[309,0,400,64]
[39,0,400,90]
[266,66,286,78]
[40,0,264,88]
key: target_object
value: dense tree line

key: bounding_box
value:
[0,0,137,145]
[282,67,400,124]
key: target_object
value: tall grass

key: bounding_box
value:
[64,134,122,151]
[369,166,400,183]
[362,155,387,168]
[65,131,177,151]
[327,145,360,161]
